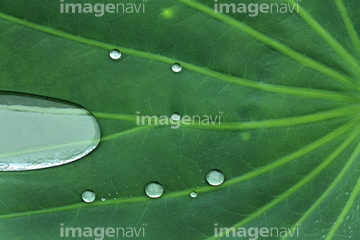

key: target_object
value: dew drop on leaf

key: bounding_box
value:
[0,92,101,171]
[109,49,121,60]
[145,182,164,198]
[82,190,96,203]
[171,113,181,121]
[206,170,225,186]
[101,197,106,202]
[171,63,182,72]
[190,191,198,198]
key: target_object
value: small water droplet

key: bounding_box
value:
[171,113,181,121]
[101,197,106,201]
[190,191,197,198]
[145,182,164,198]
[0,92,101,171]
[109,49,121,60]
[206,169,225,186]
[82,190,95,203]
[171,63,182,73]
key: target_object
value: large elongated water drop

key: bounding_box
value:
[0,92,101,171]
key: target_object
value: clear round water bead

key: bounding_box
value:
[82,190,96,203]
[206,170,225,186]
[109,49,121,60]
[145,182,164,198]
[171,63,182,73]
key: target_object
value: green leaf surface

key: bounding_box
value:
[0,0,360,239]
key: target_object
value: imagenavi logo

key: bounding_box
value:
[60,0,147,17]
[214,223,300,239]
[214,0,300,17]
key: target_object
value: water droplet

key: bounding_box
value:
[0,92,101,171]
[190,191,198,198]
[171,63,182,73]
[109,49,121,60]
[206,169,225,186]
[82,190,95,203]
[145,182,164,198]
[101,197,106,201]
[171,113,181,121]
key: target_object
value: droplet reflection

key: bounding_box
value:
[206,169,225,186]
[145,182,164,198]
[190,191,198,198]
[82,190,96,203]
[171,113,181,121]
[109,49,121,60]
[171,63,182,73]
[0,92,101,171]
